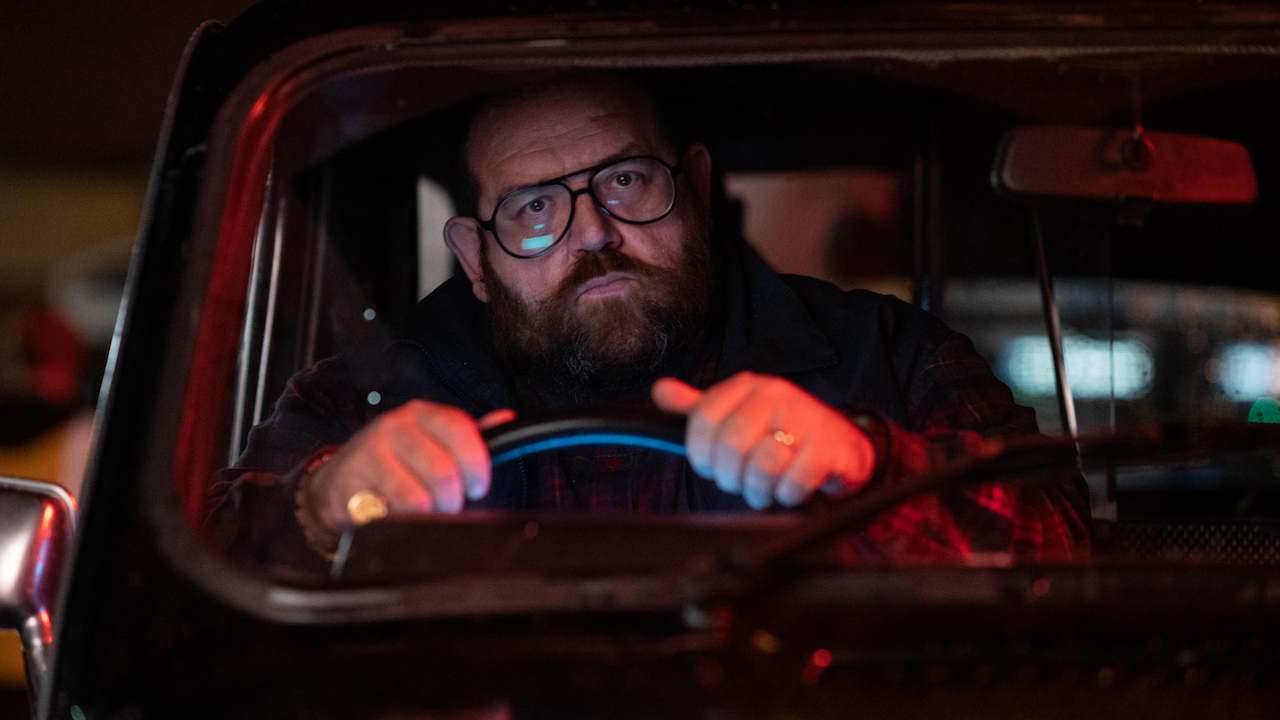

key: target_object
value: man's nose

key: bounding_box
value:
[564,188,621,254]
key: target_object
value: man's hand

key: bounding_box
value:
[652,373,875,509]
[301,401,515,541]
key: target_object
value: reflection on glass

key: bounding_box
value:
[521,234,555,251]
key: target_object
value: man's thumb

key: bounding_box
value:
[477,408,517,430]
[651,377,702,415]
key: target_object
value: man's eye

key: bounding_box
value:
[499,191,557,225]
[607,171,645,189]
[516,195,554,215]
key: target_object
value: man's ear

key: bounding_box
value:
[443,216,490,303]
[683,142,713,207]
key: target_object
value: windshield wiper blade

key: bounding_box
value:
[681,433,1078,606]
[682,422,1280,608]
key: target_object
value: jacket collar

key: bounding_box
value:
[716,239,839,378]
[398,276,517,414]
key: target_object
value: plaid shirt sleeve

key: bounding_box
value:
[853,333,1091,565]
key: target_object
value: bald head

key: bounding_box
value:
[463,75,676,219]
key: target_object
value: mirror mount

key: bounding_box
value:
[0,477,76,704]
[1119,126,1154,173]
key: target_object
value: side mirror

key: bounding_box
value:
[0,478,75,700]
[992,126,1258,205]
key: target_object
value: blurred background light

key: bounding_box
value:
[1215,342,1280,401]
[997,335,1155,400]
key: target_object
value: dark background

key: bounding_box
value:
[0,0,257,297]
[0,0,260,708]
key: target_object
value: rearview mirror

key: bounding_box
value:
[992,126,1258,205]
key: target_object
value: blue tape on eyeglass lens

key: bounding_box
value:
[521,234,555,251]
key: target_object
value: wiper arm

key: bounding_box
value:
[681,432,1078,608]
[682,422,1280,609]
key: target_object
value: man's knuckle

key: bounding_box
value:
[425,442,460,473]
[689,414,718,442]
[789,458,824,488]
[711,440,738,465]
[720,411,761,441]
[422,405,466,431]
[441,405,475,424]
[744,458,775,486]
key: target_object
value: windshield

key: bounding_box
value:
[159,29,1280,609]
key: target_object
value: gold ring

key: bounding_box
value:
[773,430,795,446]
[347,490,389,525]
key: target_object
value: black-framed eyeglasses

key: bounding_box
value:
[477,155,683,259]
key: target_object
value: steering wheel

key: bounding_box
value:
[481,408,688,466]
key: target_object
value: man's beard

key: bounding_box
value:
[483,214,717,405]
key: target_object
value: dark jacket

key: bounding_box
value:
[210,241,1089,572]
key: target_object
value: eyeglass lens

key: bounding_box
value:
[495,157,675,256]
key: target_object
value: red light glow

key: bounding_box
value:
[37,610,51,645]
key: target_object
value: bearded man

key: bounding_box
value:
[210,76,1089,567]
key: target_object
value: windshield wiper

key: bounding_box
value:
[682,422,1280,609]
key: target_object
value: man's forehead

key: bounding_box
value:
[468,86,670,199]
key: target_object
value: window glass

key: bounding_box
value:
[190,50,1280,592]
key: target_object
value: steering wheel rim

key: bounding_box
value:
[482,408,688,466]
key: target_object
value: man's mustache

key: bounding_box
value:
[552,247,663,302]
